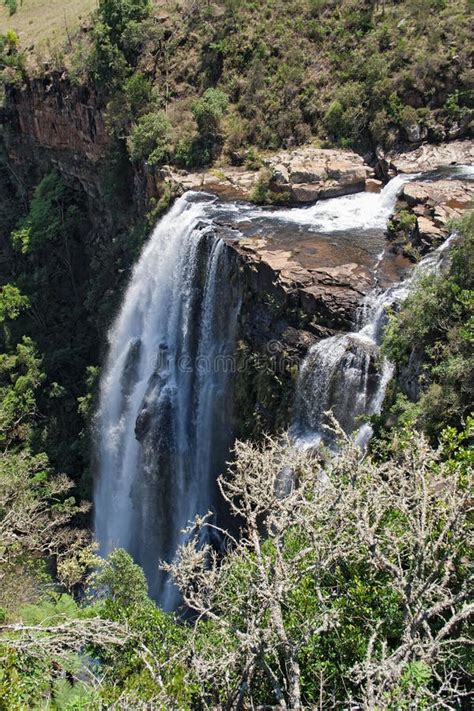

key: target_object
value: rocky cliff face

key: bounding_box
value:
[1,72,109,201]
[388,173,473,258]
[213,212,409,438]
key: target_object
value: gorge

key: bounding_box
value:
[1,0,473,703]
[94,166,472,607]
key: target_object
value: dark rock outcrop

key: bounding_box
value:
[1,72,109,200]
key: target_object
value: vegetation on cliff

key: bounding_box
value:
[78,0,473,164]
[2,0,473,165]
[382,210,474,439]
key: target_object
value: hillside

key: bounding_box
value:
[0,0,97,54]
[75,0,473,156]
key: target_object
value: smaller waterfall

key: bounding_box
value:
[292,234,455,449]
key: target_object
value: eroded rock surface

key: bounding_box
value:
[157,147,375,205]
[385,140,474,173]
[225,234,384,335]
[264,147,374,203]
[388,177,473,256]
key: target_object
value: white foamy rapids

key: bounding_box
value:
[291,231,457,450]
[234,174,414,232]
[94,193,240,609]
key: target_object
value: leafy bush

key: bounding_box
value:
[383,210,474,437]
[127,111,172,165]
[122,71,152,114]
[398,208,417,231]
[192,88,229,146]
[323,83,366,145]
[98,0,151,45]
[89,0,151,85]
[0,29,25,84]
[0,284,29,324]
[2,0,17,17]
[0,337,44,448]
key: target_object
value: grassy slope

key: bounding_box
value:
[1,1,471,155]
[0,0,97,53]
[164,0,472,152]
[93,0,470,162]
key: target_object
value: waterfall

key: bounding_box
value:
[94,168,463,604]
[94,193,240,609]
[291,234,454,449]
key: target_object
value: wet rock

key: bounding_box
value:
[365,178,383,193]
[135,407,152,440]
[291,183,320,202]
[280,326,318,353]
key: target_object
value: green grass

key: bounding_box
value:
[0,0,98,53]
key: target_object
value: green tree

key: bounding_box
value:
[127,111,172,165]
[0,284,29,324]
[0,337,44,449]
[192,88,229,134]
[192,88,229,162]
[98,0,151,44]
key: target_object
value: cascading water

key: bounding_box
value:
[234,173,412,232]
[291,228,455,450]
[95,166,468,607]
[291,288,398,449]
[94,193,240,609]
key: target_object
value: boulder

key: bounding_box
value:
[288,163,326,184]
[390,176,473,256]
[272,163,290,185]
[365,178,383,193]
[161,145,375,205]
[417,216,443,243]
[405,123,428,143]
[402,180,473,217]
[291,183,320,202]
